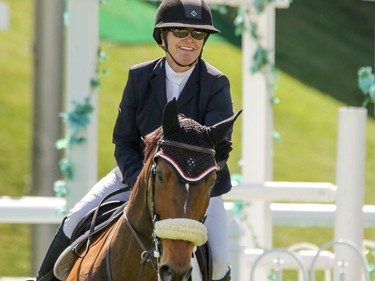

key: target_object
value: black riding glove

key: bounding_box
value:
[214,138,233,168]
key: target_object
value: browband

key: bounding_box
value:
[158,139,215,155]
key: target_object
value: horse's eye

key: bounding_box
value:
[156,171,163,183]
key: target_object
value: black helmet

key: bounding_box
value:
[153,0,220,45]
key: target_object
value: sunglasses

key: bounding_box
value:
[169,28,208,40]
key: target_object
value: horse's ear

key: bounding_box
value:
[162,98,180,136]
[208,110,242,144]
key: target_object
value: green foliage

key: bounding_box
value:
[358,66,375,107]
[252,45,271,73]
[61,98,94,133]
[254,0,276,13]
[233,8,245,36]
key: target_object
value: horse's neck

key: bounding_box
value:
[106,179,156,281]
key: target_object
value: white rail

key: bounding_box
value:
[225,181,337,202]
[0,196,65,224]
[271,203,375,227]
[0,181,336,225]
[2,184,375,227]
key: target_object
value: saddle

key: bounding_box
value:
[54,189,128,280]
[70,200,125,243]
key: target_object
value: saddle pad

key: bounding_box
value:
[54,203,126,280]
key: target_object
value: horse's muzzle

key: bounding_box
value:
[158,265,192,281]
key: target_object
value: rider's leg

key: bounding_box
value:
[36,220,70,281]
[36,166,129,280]
[204,196,231,281]
[63,166,129,237]
[36,220,69,281]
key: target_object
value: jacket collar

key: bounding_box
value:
[151,58,201,111]
[177,61,200,108]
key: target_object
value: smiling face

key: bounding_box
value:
[163,28,206,72]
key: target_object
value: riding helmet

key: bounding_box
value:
[153,0,220,45]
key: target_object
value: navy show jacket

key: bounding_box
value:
[112,57,234,197]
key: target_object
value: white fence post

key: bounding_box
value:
[241,3,275,279]
[65,0,99,210]
[240,0,275,272]
[227,217,248,281]
[334,107,367,280]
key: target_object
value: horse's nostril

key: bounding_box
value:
[159,264,192,281]
[159,265,175,281]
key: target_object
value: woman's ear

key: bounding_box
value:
[160,29,168,51]
[160,41,166,51]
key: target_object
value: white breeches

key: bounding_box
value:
[63,166,229,280]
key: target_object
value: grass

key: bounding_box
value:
[0,0,32,196]
[0,0,33,275]
[0,0,374,277]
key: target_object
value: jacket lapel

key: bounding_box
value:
[150,58,167,111]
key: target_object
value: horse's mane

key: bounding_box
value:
[143,126,163,161]
[129,126,163,194]
[141,114,189,162]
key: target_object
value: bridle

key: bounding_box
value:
[149,138,216,267]
[106,137,216,281]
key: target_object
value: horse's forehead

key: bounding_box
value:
[155,151,217,183]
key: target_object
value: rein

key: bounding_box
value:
[125,211,158,281]
[104,209,158,281]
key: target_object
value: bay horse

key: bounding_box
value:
[54,99,241,281]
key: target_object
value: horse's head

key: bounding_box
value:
[144,99,241,281]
